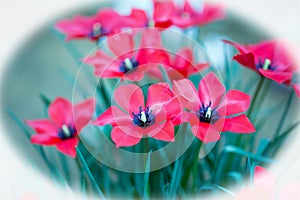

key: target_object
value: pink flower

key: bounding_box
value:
[165,47,209,80]
[26,97,95,157]
[124,1,175,29]
[173,72,255,143]
[84,29,170,81]
[171,1,225,29]
[224,40,297,84]
[55,9,128,41]
[93,83,182,147]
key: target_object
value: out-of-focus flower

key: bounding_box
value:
[26,97,95,157]
[237,166,300,200]
[93,83,182,147]
[173,72,255,143]
[124,0,175,29]
[236,166,275,200]
[292,84,300,98]
[84,29,169,81]
[165,47,209,80]
[55,9,128,41]
[224,40,297,84]
[171,1,225,29]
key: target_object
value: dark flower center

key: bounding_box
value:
[89,23,107,38]
[132,106,154,127]
[58,124,76,140]
[119,58,139,73]
[199,101,213,123]
[257,58,276,71]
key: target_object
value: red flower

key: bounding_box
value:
[93,83,182,147]
[124,1,175,29]
[293,84,300,98]
[165,47,209,80]
[224,40,297,84]
[84,29,169,81]
[55,9,128,41]
[173,72,255,143]
[26,97,95,157]
[171,1,225,29]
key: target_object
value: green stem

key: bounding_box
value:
[274,90,294,138]
[248,77,266,117]
[76,147,106,199]
[191,139,202,191]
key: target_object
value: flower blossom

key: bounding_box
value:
[26,97,95,157]
[224,40,297,84]
[171,1,225,29]
[84,29,170,81]
[173,72,255,143]
[93,83,182,147]
[55,9,128,41]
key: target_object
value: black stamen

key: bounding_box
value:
[132,106,155,127]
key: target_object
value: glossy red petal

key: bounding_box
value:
[95,9,127,34]
[114,84,144,114]
[173,79,200,111]
[146,82,173,107]
[198,72,225,108]
[195,2,226,25]
[223,40,248,54]
[111,126,142,147]
[233,53,256,70]
[48,97,73,127]
[146,121,175,142]
[121,66,147,82]
[191,123,220,143]
[258,69,293,84]
[54,15,93,40]
[173,48,193,76]
[293,84,300,98]
[30,133,61,146]
[93,106,132,127]
[25,119,57,134]
[124,8,148,29]
[107,33,134,57]
[217,90,251,116]
[163,97,183,125]
[222,114,256,133]
[55,137,79,158]
[153,0,174,28]
[73,98,95,132]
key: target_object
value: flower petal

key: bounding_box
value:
[93,106,132,127]
[293,84,300,98]
[73,98,95,132]
[198,72,225,108]
[153,0,174,28]
[25,119,57,134]
[124,8,148,28]
[173,78,200,111]
[191,123,220,143]
[222,114,256,133]
[146,82,173,107]
[114,84,144,114]
[258,69,293,84]
[111,126,142,147]
[30,133,61,146]
[217,90,251,116]
[55,137,79,158]
[146,121,175,142]
[107,33,134,57]
[48,97,73,126]
[233,53,256,70]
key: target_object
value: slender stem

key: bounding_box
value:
[274,90,294,138]
[76,147,106,199]
[191,139,202,191]
[248,77,266,117]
